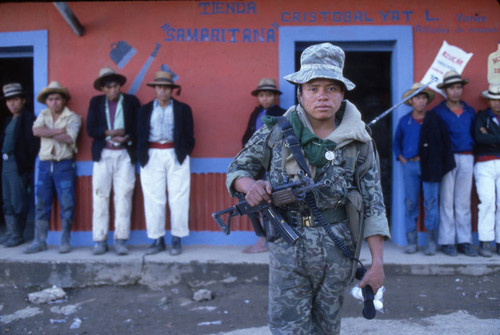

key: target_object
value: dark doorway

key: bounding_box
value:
[0,49,35,240]
[295,43,393,218]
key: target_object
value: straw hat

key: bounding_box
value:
[93,67,126,91]
[481,83,500,100]
[436,70,469,89]
[36,81,71,104]
[146,71,180,88]
[402,83,436,105]
[251,78,282,96]
[2,83,25,99]
[284,42,355,91]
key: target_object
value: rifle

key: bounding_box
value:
[212,173,332,245]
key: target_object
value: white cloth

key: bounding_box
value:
[105,94,125,143]
[92,149,136,241]
[474,159,500,243]
[148,98,174,143]
[140,148,190,239]
[438,153,474,244]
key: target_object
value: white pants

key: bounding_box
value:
[474,160,500,243]
[92,149,136,241]
[438,153,474,245]
[140,148,190,239]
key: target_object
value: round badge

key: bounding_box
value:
[325,150,335,161]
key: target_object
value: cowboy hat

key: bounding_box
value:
[284,42,355,91]
[36,81,71,104]
[402,82,436,105]
[2,83,25,99]
[436,70,469,89]
[93,67,126,91]
[146,71,180,88]
[251,78,282,96]
[481,83,500,100]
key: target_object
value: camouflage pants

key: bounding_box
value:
[268,222,354,335]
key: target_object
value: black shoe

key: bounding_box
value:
[457,243,478,257]
[170,236,182,256]
[497,243,500,256]
[93,241,108,255]
[441,244,457,256]
[478,242,492,257]
[145,237,166,255]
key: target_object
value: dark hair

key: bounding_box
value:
[101,77,122,88]
[298,79,346,94]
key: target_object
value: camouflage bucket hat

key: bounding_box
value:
[284,42,355,91]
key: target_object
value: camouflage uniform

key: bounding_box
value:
[226,101,390,334]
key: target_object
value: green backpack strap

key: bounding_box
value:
[261,124,282,172]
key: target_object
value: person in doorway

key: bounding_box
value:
[86,67,140,255]
[241,78,286,253]
[394,83,455,256]
[24,81,81,254]
[473,83,500,257]
[137,71,194,256]
[226,43,390,334]
[432,71,477,257]
[0,83,39,247]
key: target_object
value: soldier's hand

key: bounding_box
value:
[245,180,272,207]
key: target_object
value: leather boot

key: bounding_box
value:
[145,237,165,255]
[5,215,24,247]
[114,239,129,256]
[404,231,418,254]
[93,241,108,255]
[170,236,182,256]
[423,230,437,256]
[478,241,492,257]
[0,231,11,245]
[59,220,72,254]
[24,220,49,254]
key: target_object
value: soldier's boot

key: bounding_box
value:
[404,231,418,254]
[114,239,129,256]
[24,220,49,254]
[59,220,72,254]
[423,230,437,256]
[4,215,24,247]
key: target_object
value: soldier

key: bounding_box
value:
[24,81,81,254]
[226,43,390,334]
[86,67,140,255]
[0,83,39,247]
[136,71,195,256]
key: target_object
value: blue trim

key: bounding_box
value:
[279,25,413,245]
[0,30,48,117]
[47,230,260,247]
[75,158,233,176]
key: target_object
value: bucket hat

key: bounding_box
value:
[146,71,180,89]
[93,67,126,91]
[284,42,355,91]
[436,70,469,89]
[2,83,25,99]
[481,83,500,100]
[36,81,71,104]
[402,82,435,105]
[251,78,282,96]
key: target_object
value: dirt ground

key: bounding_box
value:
[1,271,499,334]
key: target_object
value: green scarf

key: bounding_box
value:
[263,110,337,168]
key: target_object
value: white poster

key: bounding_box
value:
[421,40,473,97]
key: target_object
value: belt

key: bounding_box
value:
[285,207,346,227]
[105,141,125,150]
[149,142,174,149]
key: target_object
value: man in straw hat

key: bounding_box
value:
[86,67,140,256]
[136,71,194,256]
[432,70,477,257]
[241,78,286,254]
[226,43,390,333]
[394,83,455,256]
[473,83,500,257]
[24,81,81,254]
[0,83,39,247]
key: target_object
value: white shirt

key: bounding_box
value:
[148,98,174,143]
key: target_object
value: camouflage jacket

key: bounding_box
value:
[226,100,390,240]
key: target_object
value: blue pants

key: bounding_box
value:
[2,156,29,217]
[403,161,439,233]
[35,159,76,223]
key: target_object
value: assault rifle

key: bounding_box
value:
[212,173,331,245]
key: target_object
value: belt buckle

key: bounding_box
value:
[2,153,8,160]
[302,215,312,227]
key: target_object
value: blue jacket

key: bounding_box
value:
[432,100,475,153]
[393,111,421,160]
